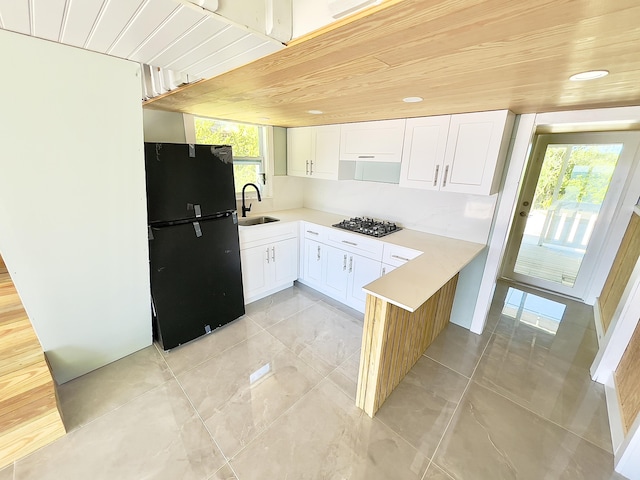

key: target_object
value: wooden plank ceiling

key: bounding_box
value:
[145,0,640,127]
[0,0,283,81]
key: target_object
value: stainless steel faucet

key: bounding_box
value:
[241,183,261,217]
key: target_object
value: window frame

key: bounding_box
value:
[183,113,273,199]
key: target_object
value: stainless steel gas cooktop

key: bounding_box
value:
[332,217,401,238]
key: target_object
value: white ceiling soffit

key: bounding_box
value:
[0,0,289,80]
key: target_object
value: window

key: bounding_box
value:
[194,117,268,194]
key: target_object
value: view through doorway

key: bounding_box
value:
[502,131,640,299]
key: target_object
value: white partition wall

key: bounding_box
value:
[0,30,151,384]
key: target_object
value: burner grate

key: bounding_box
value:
[332,217,401,238]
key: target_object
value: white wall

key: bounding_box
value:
[0,30,151,384]
[303,179,497,244]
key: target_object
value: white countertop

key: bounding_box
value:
[241,208,486,312]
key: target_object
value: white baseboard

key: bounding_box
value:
[604,373,625,454]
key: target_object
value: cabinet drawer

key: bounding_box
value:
[325,229,383,261]
[382,244,422,267]
[303,222,328,242]
[239,221,297,249]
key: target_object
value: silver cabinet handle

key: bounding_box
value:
[266,247,270,264]
[433,165,440,186]
[382,267,386,275]
[317,245,321,261]
[307,230,319,235]
[310,161,313,175]
[305,160,309,175]
[341,240,357,246]
[343,254,347,271]
[348,256,353,273]
[443,165,449,187]
[391,254,410,262]
[358,155,375,159]
[272,246,275,262]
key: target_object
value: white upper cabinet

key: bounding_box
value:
[287,126,312,177]
[441,110,514,195]
[399,110,514,195]
[287,125,341,179]
[339,119,406,163]
[399,115,451,190]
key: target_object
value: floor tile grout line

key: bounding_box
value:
[472,376,614,454]
[172,373,242,479]
[254,297,321,331]
[160,317,265,378]
[422,353,472,380]
[223,376,335,463]
[471,310,612,453]
[426,323,497,475]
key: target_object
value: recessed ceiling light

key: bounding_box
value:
[308,110,323,114]
[569,70,609,81]
[402,96,423,103]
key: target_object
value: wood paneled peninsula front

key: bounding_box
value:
[240,208,485,417]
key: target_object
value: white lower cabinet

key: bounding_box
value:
[299,223,390,313]
[380,263,397,276]
[302,238,324,289]
[346,253,382,312]
[240,236,298,304]
[324,245,350,300]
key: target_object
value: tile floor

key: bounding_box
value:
[1,281,627,479]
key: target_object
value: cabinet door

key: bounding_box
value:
[347,253,382,312]
[287,127,313,177]
[399,116,450,190]
[302,239,324,288]
[442,110,511,195]
[240,244,270,301]
[340,119,406,162]
[311,125,341,180]
[380,263,397,276]
[273,237,298,286]
[323,245,349,300]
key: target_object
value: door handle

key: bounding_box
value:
[342,240,357,246]
[266,247,270,263]
[433,165,440,186]
[307,230,319,235]
[317,245,321,261]
[305,160,309,175]
[349,256,353,273]
[310,161,313,175]
[382,267,386,275]
[391,254,410,262]
[343,254,347,271]
[443,165,449,187]
[272,246,275,262]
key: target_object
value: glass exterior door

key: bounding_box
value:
[503,131,639,299]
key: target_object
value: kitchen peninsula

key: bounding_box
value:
[239,208,485,416]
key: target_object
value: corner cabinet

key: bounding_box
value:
[299,222,386,313]
[239,222,299,304]
[399,110,514,195]
[287,125,341,179]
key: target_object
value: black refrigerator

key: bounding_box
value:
[144,143,245,350]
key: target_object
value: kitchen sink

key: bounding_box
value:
[238,216,280,226]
